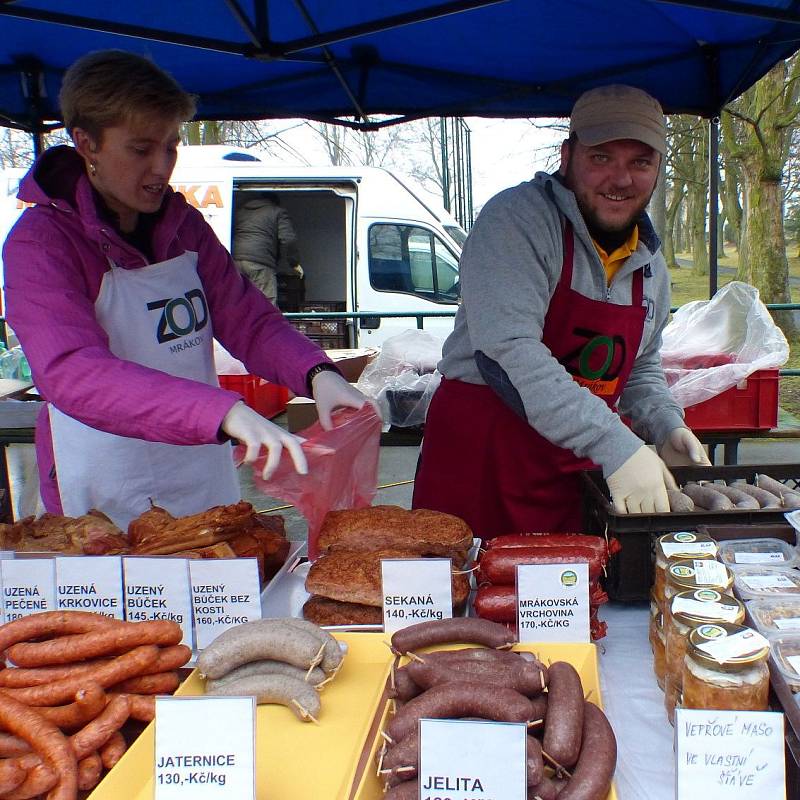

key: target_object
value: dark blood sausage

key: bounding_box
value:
[407,657,547,696]
[382,728,543,787]
[529,692,548,725]
[528,775,559,800]
[709,484,760,509]
[417,647,527,666]
[681,483,734,511]
[542,662,584,767]
[478,547,603,585]
[558,701,617,800]
[755,474,800,509]
[384,780,418,800]
[388,664,422,702]
[730,482,782,508]
[385,681,533,742]
[389,618,516,655]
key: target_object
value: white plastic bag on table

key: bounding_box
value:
[355,329,443,427]
[660,281,789,408]
[213,340,248,375]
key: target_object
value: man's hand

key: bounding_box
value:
[658,426,711,467]
[606,445,677,514]
[311,370,381,429]
[221,401,307,480]
[293,264,305,279]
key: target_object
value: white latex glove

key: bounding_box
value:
[311,370,381,430]
[221,401,307,480]
[658,426,712,467]
[293,264,304,279]
[606,445,678,514]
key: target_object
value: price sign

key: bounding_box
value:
[676,709,785,799]
[123,558,193,647]
[516,563,590,643]
[381,558,453,634]
[154,696,255,799]
[419,718,526,800]
[55,556,124,619]
[0,558,55,622]
[189,559,261,650]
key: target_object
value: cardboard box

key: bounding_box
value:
[325,348,376,383]
[286,396,320,433]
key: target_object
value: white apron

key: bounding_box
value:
[49,250,240,529]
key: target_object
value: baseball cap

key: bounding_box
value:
[570,85,666,154]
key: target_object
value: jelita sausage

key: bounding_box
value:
[542,661,584,767]
[558,701,617,800]
[681,483,734,511]
[385,681,533,742]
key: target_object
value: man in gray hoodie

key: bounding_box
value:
[413,85,709,538]
[232,193,303,305]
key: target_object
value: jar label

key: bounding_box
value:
[787,654,800,676]
[661,541,716,558]
[693,560,729,586]
[697,628,770,662]
[672,596,741,623]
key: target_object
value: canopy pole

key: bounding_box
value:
[708,116,719,298]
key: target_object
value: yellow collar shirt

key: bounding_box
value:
[592,226,639,285]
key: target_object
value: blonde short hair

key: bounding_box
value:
[59,50,196,140]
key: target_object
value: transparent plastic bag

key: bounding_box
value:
[237,405,382,558]
[356,329,444,427]
[660,281,789,408]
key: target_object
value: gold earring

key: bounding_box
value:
[89,162,97,176]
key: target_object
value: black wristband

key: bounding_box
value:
[306,362,341,394]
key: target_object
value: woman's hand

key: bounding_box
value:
[658,426,711,467]
[221,401,307,480]
[310,370,380,430]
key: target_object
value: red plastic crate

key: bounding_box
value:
[218,374,289,419]
[683,369,779,431]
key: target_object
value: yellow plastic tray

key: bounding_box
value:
[89,638,617,800]
[350,641,618,800]
[88,632,392,800]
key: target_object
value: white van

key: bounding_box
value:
[170,146,465,348]
[0,147,465,348]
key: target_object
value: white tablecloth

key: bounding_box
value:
[599,602,675,800]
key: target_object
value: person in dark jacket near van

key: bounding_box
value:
[232,193,304,304]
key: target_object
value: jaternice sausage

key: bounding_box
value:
[385,681,533,742]
[681,483,734,511]
[542,662,584,768]
[707,484,760,509]
[755,474,800,509]
[478,547,604,585]
[558,701,617,800]
[730,481,782,508]
[389,618,516,655]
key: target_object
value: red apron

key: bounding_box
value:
[413,220,647,537]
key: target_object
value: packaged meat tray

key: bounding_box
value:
[768,634,800,692]
[748,598,800,637]
[732,566,800,601]
[718,538,800,569]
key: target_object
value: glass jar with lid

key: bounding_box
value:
[664,589,745,724]
[654,533,718,610]
[682,623,770,713]
[664,558,733,610]
[652,609,666,691]
[648,592,659,655]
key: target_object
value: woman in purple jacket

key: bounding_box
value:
[2,50,370,529]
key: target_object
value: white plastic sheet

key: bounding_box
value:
[661,282,789,408]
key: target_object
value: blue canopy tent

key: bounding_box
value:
[1,0,800,290]
[1,0,799,132]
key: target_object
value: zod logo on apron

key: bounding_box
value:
[563,327,627,397]
[146,289,209,344]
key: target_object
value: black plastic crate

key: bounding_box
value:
[581,464,800,601]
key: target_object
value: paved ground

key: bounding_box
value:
[240,413,800,541]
